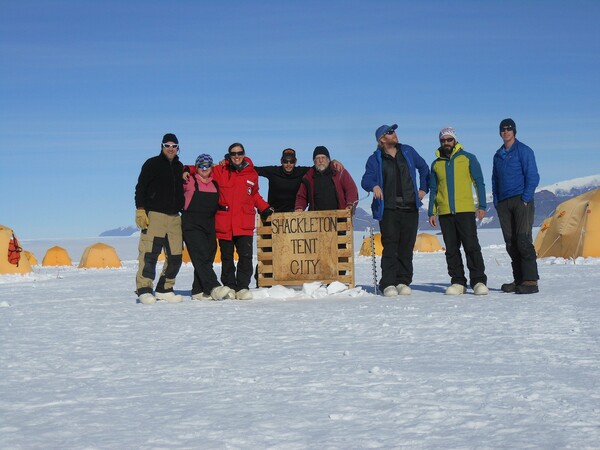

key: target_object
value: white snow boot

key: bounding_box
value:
[445,284,466,295]
[155,291,183,303]
[473,282,489,295]
[211,286,233,300]
[383,286,399,297]
[235,289,252,300]
[139,293,156,305]
[396,284,412,295]
[192,292,212,301]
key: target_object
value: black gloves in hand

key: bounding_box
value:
[260,207,275,221]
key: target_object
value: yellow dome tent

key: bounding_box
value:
[359,233,383,256]
[359,232,443,256]
[24,251,38,266]
[42,246,73,266]
[414,233,443,252]
[158,245,192,263]
[0,224,32,275]
[534,188,600,258]
[78,243,122,268]
[158,242,238,263]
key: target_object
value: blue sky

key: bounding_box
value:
[1,0,599,239]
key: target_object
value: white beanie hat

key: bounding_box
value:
[439,127,457,141]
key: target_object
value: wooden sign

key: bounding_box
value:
[257,210,354,288]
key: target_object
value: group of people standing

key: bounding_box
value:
[133,117,540,305]
[362,118,540,297]
[134,136,358,304]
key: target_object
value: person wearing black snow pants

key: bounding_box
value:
[496,195,538,286]
[182,154,234,301]
[492,118,540,294]
[428,126,488,296]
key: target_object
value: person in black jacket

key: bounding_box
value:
[255,148,344,212]
[134,133,185,305]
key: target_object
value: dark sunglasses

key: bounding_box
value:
[440,137,455,143]
[162,143,179,149]
[385,129,396,135]
[281,159,296,164]
[197,164,211,170]
[500,126,514,132]
[229,151,244,156]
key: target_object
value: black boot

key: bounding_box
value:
[501,282,517,293]
[516,281,539,294]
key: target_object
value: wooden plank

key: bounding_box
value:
[257,210,354,288]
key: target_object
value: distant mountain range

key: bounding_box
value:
[100,175,600,236]
[99,226,139,237]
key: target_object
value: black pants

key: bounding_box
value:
[439,212,487,288]
[183,215,220,296]
[379,208,419,289]
[219,235,253,291]
[497,195,539,283]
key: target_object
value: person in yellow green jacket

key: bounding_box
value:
[428,127,488,296]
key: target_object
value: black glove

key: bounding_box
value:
[260,207,274,221]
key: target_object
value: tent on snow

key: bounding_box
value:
[42,246,73,266]
[24,251,38,266]
[414,233,444,252]
[359,232,443,256]
[158,245,192,263]
[78,243,122,268]
[534,188,600,259]
[157,243,238,263]
[0,224,32,275]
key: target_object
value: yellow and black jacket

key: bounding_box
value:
[428,144,486,216]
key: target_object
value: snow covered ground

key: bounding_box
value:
[1,229,600,449]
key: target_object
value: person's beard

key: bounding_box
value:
[315,162,328,172]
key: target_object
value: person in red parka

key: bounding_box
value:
[212,143,272,300]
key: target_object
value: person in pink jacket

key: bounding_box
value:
[182,154,234,301]
[212,143,272,300]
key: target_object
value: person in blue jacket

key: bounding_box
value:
[492,118,540,294]
[361,124,429,296]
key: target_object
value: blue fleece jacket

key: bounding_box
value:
[361,144,430,221]
[492,139,539,207]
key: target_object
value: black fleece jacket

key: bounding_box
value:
[135,151,184,214]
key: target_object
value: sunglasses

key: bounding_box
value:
[385,129,396,135]
[229,151,244,157]
[281,159,296,164]
[500,126,514,132]
[440,137,455,143]
[162,143,179,149]
[197,164,212,170]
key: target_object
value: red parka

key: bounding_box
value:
[212,157,270,240]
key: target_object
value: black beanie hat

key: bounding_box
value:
[162,133,179,144]
[499,119,516,135]
[281,148,296,159]
[313,146,330,160]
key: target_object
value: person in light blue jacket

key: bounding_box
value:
[492,118,540,294]
[361,124,429,297]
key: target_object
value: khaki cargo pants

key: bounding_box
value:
[136,211,183,296]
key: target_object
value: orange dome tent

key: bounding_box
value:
[158,245,192,263]
[414,233,443,252]
[359,233,383,256]
[0,224,32,275]
[24,251,38,266]
[158,242,238,263]
[535,188,600,258]
[359,232,443,256]
[78,242,122,268]
[42,246,73,266]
